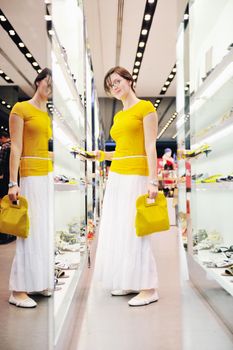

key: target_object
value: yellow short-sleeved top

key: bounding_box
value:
[10,101,53,177]
[110,100,156,176]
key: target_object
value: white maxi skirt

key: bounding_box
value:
[94,171,158,291]
[9,173,54,292]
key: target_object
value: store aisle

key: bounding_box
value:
[71,227,233,350]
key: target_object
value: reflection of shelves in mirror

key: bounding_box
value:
[52,33,84,112]
[193,254,233,296]
[55,183,79,191]
[191,115,233,146]
[195,182,233,191]
[190,49,233,115]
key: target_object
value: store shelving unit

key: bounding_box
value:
[176,0,233,332]
[51,1,104,347]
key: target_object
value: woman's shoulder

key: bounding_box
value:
[137,99,156,116]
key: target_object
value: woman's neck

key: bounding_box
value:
[29,93,47,112]
[121,91,140,111]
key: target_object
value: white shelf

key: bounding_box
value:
[54,183,79,191]
[193,254,233,296]
[190,48,233,110]
[192,114,233,145]
[195,182,233,191]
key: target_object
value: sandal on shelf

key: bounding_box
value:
[211,246,229,253]
[54,268,69,278]
[55,262,78,270]
[205,261,233,268]
[221,265,233,276]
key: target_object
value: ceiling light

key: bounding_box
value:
[148,0,155,3]
[156,99,160,103]
[139,41,145,48]
[0,70,3,74]
[165,81,170,86]
[136,52,142,58]
[9,30,15,36]
[0,15,6,21]
[162,87,167,91]
[1,126,3,129]
[145,14,151,21]
[141,29,148,35]
[132,75,137,80]
[172,67,177,73]
[7,105,11,108]
[133,68,139,73]
[48,29,54,35]
[184,14,189,20]
[185,86,189,91]
[5,76,10,80]
[154,103,158,107]
[32,62,39,67]
[2,101,6,104]
[18,42,24,47]
[135,61,141,66]
[26,53,32,58]
[37,69,42,73]
[169,74,174,79]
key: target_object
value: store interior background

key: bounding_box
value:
[1,0,233,350]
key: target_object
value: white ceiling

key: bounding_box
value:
[84,0,178,98]
[0,0,48,97]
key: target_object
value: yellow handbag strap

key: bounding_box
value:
[1,195,28,210]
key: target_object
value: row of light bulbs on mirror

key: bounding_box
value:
[157,112,178,139]
[0,13,42,74]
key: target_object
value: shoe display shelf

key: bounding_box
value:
[51,0,91,346]
[176,0,233,332]
[193,250,233,297]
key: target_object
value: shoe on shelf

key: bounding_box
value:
[111,290,139,296]
[9,294,37,308]
[128,291,159,307]
[201,174,223,183]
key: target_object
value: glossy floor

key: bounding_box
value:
[71,227,233,350]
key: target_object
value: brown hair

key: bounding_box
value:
[34,67,52,90]
[104,66,135,94]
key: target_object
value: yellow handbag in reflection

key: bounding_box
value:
[135,192,170,237]
[0,195,30,238]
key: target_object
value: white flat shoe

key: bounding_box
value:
[111,290,139,296]
[9,294,37,308]
[128,292,159,307]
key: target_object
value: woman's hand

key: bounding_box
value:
[147,183,158,199]
[8,185,20,203]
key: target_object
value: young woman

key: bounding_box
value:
[8,68,53,308]
[94,66,159,306]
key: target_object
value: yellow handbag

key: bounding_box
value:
[0,195,30,238]
[135,192,170,237]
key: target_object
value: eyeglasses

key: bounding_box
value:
[109,79,123,90]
